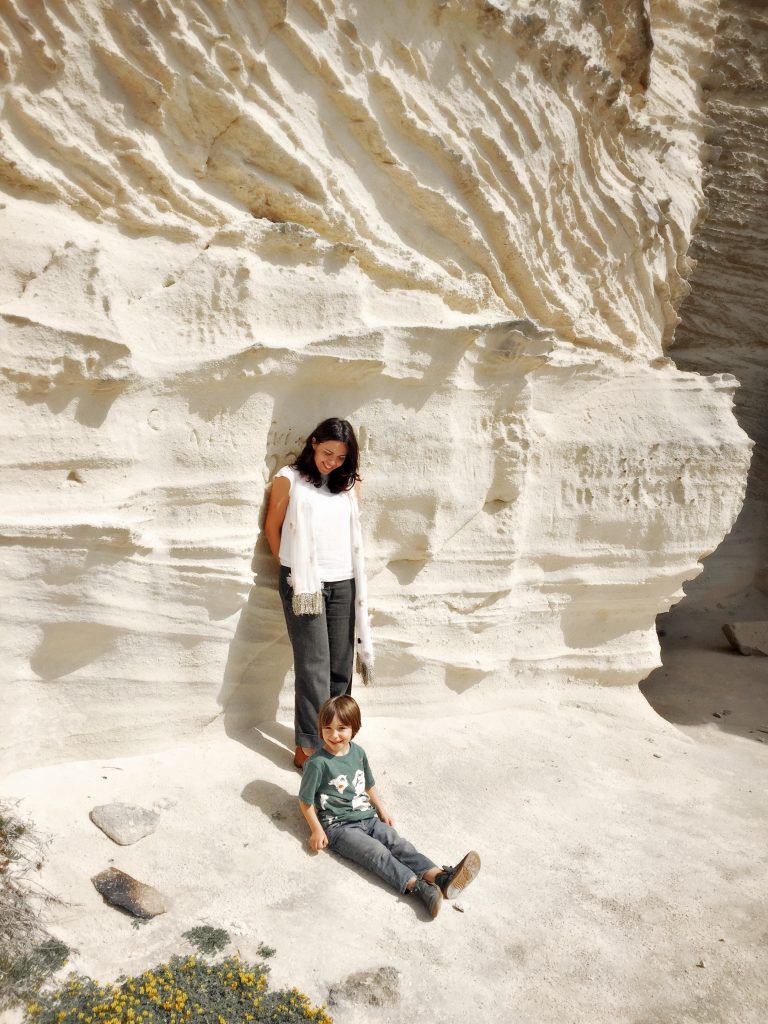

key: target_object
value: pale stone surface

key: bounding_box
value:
[2,700,766,1024]
[0,0,753,773]
[90,802,160,845]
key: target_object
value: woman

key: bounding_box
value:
[264,418,374,770]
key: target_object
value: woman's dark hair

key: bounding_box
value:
[317,695,362,737]
[292,418,360,493]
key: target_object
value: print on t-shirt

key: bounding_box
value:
[328,774,349,794]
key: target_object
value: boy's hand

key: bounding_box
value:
[308,829,328,851]
[366,786,394,826]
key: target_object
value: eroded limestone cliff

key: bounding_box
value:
[669,0,768,596]
[0,0,752,771]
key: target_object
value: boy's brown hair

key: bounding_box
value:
[317,695,362,737]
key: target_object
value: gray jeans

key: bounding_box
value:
[279,567,355,749]
[327,817,437,894]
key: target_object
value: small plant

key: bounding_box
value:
[182,925,230,956]
[0,802,70,1010]
[24,953,333,1024]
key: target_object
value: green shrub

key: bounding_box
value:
[24,953,332,1024]
[181,926,231,957]
[0,803,71,1010]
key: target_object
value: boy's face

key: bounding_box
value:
[322,714,354,755]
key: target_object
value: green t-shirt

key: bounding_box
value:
[299,742,376,829]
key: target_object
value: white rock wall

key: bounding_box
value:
[0,0,752,771]
[669,0,768,597]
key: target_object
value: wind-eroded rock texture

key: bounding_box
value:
[0,0,752,771]
[668,0,768,599]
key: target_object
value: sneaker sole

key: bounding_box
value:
[442,850,481,899]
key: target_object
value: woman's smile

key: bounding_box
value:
[313,440,348,476]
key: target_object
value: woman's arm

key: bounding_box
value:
[366,785,394,826]
[299,800,329,850]
[263,475,291,562]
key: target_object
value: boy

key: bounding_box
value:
[298,695,480,918]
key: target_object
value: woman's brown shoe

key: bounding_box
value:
[293,746,312,771]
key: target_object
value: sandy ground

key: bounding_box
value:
[2,671,767,1024]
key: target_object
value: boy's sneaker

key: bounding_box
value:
[435,851,481,899]
[413,876,442,918]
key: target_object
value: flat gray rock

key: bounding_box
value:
[91,867,169,918]
[723,621,768,656]
[90,802,159,845]
[328,966,400,1007]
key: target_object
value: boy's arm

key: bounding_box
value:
[366,785,394,826]
[299,800,329,851]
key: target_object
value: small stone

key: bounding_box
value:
[91,867,169,918]
[722,622,768,656]
[90,803,159,845]
[328,966,400,1008]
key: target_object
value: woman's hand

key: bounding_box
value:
[308,829,328,851]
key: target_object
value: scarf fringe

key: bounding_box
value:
[356,652,375,686]
[292,590,323,616]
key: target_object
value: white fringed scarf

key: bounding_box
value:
[286,472,374,685]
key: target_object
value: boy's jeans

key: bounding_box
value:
[279,567,355,749]
[327,817,437,893]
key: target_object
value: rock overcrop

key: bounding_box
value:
[89,803,160,845]
[91,867,169,918]
[0,0,755,774]
[722,622,768,657]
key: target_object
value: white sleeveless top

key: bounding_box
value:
[276,466,353,582]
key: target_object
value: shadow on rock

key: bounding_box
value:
[218,538,294,769]
[641,582,768,744]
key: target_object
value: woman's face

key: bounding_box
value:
[312,438,348,475]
